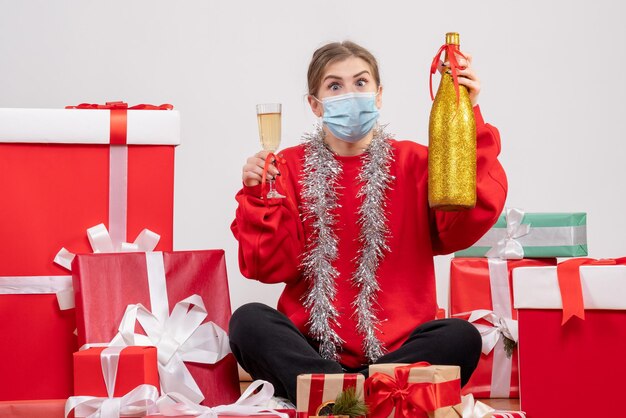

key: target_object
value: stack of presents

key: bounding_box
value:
[0,103,622,418]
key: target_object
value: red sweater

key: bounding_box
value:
[231,106,507,368]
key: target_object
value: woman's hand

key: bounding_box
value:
[439,52,481,106]
[242,150,280,187]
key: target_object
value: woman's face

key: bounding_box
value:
[309,56,383,118]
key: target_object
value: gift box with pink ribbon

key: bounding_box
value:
[0,102,179,401]
[513,258,626,418]
[449,257,555,398]
[72,249,241,407]
[365,362,462,417]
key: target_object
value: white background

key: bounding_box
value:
[1,1,625,313]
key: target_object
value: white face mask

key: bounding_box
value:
[314,90,380,143]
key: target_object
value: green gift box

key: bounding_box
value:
[455,209,587,258]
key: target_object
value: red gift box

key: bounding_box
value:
[0,399,65,418]
[513,259,626,418]
[74,346,159,397]
[72,249,240,407]
[449,257,556,398]
[0,104,178,401]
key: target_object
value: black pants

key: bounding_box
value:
[229,302,481,403]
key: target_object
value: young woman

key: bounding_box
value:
[230,40,507,404]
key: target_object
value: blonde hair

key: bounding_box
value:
[307,41,381,97]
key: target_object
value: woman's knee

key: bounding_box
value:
[229,302,273,343]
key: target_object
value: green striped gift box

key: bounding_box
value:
[455,211,587,258]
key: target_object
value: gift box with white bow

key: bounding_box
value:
[449,257,556,398]
[455,209,587,258]
[73,346,160,398]
[0,103,179,401]
[513,258,626,418]
[72,249,241,407]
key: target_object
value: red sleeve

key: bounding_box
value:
[430,105,508,255]
[230,183,305,284]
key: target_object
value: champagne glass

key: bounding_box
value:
[256,103,285,199]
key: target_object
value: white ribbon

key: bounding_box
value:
[156,380,289,418]
[461,394,495,418]
[108,251,231,404]
[108,145,128,250]
[464,310,518,356]
[65,346,159,418]
[454,259,517,398]
[54,223,160,271]
[0,275,74,310]
[485,208,530,259]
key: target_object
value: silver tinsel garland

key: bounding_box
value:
[300,125,394,363]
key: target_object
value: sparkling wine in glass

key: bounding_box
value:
[256,103,285,199]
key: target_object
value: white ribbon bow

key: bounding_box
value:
[461,394,496,418]
[156,380,289,418]
[65,346,159,418]
[65,384,159,418]
[54,223,160,271]
[109,294,231,404]
[485,208,531,259]
[466,309,519,355]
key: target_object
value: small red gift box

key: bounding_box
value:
[72,249,240,407]
[366,363,462,417]
[449,257,555,398]
[296,374,364,418]
[74,346,159,397]
[513,259,626,418]
[0,103,178,401]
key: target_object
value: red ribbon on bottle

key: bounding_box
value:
[65,101,174,145]
[429,44,468,105]
[365,362,460,418]
[557,257,626,325]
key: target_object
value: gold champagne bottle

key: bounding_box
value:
[428,32,476,211]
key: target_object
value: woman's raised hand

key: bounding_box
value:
[438,52,481,106]
[242,151,280,187]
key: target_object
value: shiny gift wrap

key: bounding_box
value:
[428,33,476,211]
[72,250,240,407]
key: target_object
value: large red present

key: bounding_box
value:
[0,103,179,401]
[296,373,365,418]
[513,258,626,418]
[449,257,556,398]
[72,250,240,407]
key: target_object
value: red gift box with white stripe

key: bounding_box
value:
[513,258,626,418]
[0,103,178,401]
[296,373,364,418]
